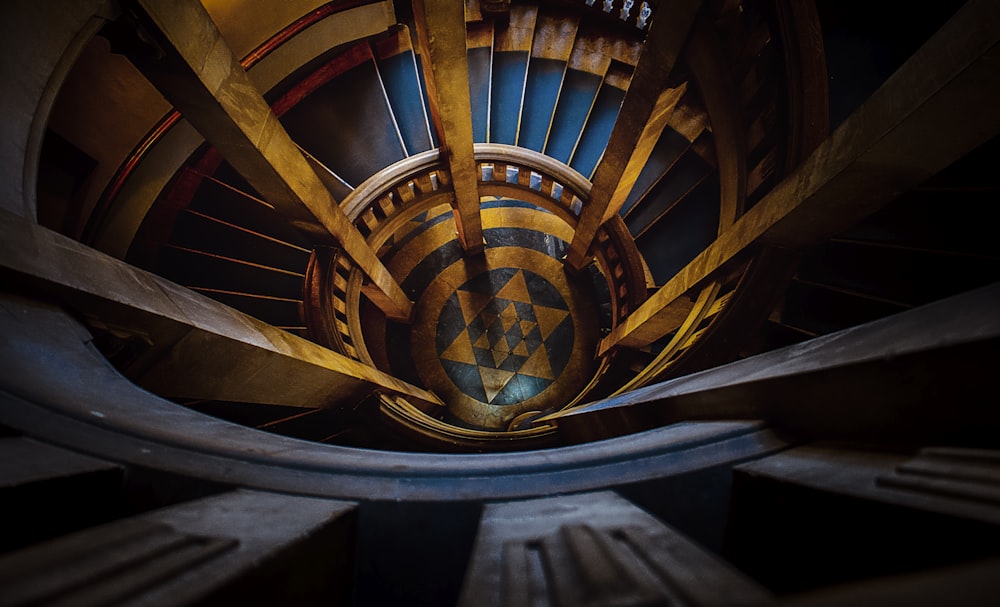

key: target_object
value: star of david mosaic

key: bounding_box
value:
[435,268,574,405]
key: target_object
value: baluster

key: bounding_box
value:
[517,165,532,188]
[621,0,633,21]
[637,2,652,29]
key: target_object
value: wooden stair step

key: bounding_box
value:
[0,437,124,553]
[727,446,1000,594]
[458,490,774,607]
[0,489,357,607]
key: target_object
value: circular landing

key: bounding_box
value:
[373,200,610,431]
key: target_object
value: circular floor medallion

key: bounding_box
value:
[411,245,600,430]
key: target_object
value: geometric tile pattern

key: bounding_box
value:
[377,200,607,430]
[437,268,572,405]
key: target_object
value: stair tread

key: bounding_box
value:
[278,43,406,186]
[0,437,125,555]
[458,490,774,607]
[0,489,356,607]
[544,68,603,163]
[0,437,120,488]
[517,57,566,151]
[372,27,434,156]
[570,75,626,178]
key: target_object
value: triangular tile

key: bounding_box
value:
[436,295,469,351]
[473,332,492,350]
[500,302,519,332]
[518,319,537,337]
[510,374,553,401]
[473,347,496,368]
[505,331,522,352]
[492,348,509,368]
[479,305,501,329]
[524,270,569,309]
[519,342,555,380]
[493,337,509,353]
[478,366,516,403]
[456,290,495,324]
[512,340,530,357]
[495,270,533,304]
[440,359,487,403]
[534,305,570,340]
[498,352,526,372]
[486,319,506,347]
[441,330,476,364]
[514,301,535,321]
[505,322,524,344]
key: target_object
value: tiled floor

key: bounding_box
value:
[374,199,610,431]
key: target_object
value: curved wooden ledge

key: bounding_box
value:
[0,295,786,500]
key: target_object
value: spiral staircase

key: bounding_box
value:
[2,0,999,604]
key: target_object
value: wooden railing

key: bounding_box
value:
[302,247,366,363]
[330,144,649,364]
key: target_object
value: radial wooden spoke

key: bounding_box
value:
[0,213,443,409]
[412,0,485,254]
[602,0,1000,352]
[123,0,412,321]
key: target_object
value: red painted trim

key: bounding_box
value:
[271,42,374,117]
[86,1,380,245]
[87,111,181,239]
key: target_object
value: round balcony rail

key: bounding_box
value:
[297,145,655,447]
[322,144,648,358]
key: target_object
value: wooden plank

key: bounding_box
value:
[0,214,444,409]
[729,446,1000,595]
[0,489,357,606]
[0,438,123,553]
[686,20,746,234]
[457,491,774,607]
[412,0,485,254]
[551,281,1000,441]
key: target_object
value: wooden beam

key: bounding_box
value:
[412,0,485,254]
[458,491,774,607]
[602,0,1000,352]
[686,21,745,233]
[564,0,703,272]
[549,281,1000,442]
[124,0,412,321]
[0,489,357,606]
[771,0,829,169]
[0,211,442,409]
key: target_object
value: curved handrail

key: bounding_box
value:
[0,295,783,498]
[337,144,647,332]
[302,247,369,364]
[322,145,653,446]
[377,394,559,452]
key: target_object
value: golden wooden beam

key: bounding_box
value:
[412,0,485,255]
[127,0,412,321]
[564,0,703,272]
[0,211,443,409]
[602,0,1000,353]
[686,21,745,234]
